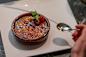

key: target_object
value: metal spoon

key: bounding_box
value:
[57,18,86,32]
[57,23,79,32]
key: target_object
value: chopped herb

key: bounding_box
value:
[31,11,39,21]
[32,11,37,16]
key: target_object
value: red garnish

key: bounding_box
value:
[39,16,45,24]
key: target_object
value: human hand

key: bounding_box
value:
[71,24,86,57]
[72,24,86,41]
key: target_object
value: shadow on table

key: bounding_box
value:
[32,37,71,57]
[31,37,71,57]
[53,37,69,46]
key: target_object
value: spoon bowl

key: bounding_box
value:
[57,23,77,32]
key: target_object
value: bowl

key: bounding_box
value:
[11,12,50,44]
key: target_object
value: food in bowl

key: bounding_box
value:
[11,11,50,44]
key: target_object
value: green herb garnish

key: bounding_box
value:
[32,11,39,21]
[32,11,38,16]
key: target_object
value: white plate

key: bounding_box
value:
[0,0,76,57]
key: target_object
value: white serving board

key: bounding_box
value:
[0,0,77,57]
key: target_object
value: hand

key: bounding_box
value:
[72,24,86,41]
[71,24,86,57]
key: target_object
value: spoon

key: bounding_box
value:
[57,23,79,32]
[57,18,86,32]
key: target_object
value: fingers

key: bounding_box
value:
[80,28,86,38]
[75,24,86,29]
[72,31,78,41]
[74,24,86,52]
[72,24,83,37]
[72,24,86,41]
[72,29,82,41]
[72,31,78,38]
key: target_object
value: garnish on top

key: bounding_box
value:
[31,11,45,25]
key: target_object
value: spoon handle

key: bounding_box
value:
[71,29,80,31]
[63,29,80,31]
